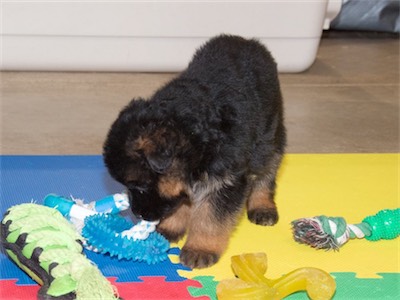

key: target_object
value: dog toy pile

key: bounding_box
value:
[291,208,400,250]
[44,194,170,264]
[0,203,118,300]
[217,253,336,300]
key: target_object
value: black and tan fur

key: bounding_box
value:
[103,35,286,269]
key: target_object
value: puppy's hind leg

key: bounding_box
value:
[247,152,283,226]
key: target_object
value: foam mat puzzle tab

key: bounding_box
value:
[187,276,219,300]
[109,276,208,300]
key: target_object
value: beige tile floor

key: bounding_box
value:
[1,33,399,155]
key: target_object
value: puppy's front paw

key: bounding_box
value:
[180,247,220,269]
[248,208,279,226]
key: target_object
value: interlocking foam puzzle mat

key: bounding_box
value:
[0,154,399,299]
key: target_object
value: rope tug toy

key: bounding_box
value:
[291,208,400,250]
[44,193,170,264]
[1,204,118,300]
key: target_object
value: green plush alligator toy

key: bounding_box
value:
[0,203,118,299]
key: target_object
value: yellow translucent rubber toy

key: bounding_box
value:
[217,253,336,300]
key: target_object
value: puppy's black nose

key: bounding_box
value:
[138,210,161,222]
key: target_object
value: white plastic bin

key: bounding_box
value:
[1,0,341,73]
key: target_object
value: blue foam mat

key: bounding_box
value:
[0,155,189,284]
[1,155,123,215]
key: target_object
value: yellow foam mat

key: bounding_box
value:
[176,153,399,280]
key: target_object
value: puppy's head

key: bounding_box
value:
[103,99,187,221]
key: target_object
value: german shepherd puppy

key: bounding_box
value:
[103,35,286,269]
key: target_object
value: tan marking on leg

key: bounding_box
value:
[157,202,191,242]
[184,228,231,255]
[247,181,278,226]
[181,201,239,268]
[247,185,276,211]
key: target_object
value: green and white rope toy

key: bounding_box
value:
[291,208,400,250]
